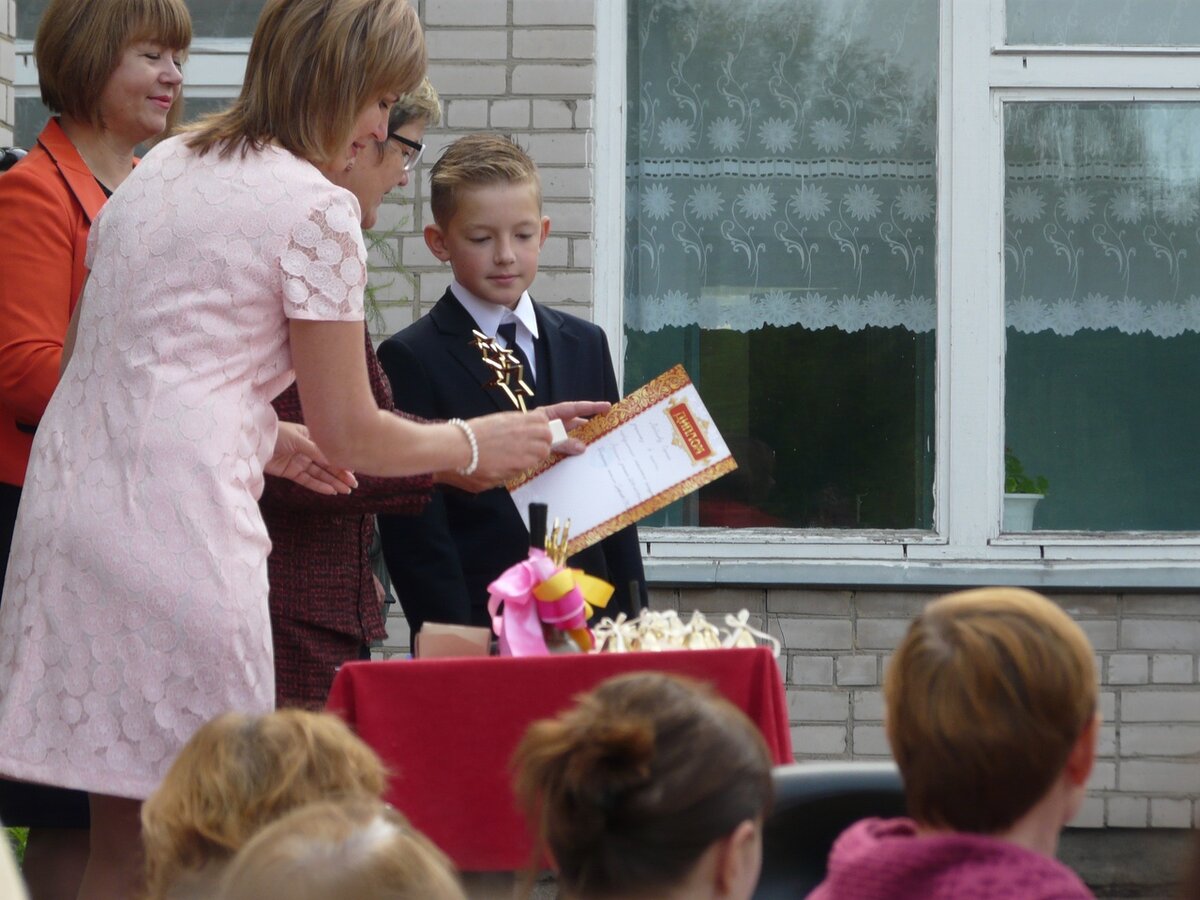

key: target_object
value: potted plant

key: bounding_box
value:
[1003,447,1048,531]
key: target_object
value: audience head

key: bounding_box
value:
[428,132,542,229]
[187,0,426,169]
[142,709,388,899]
[512,672,773,900]
[217,799,465,900]
[35,0,192,135]
[886,586,1099,835]
[336,77,442,229]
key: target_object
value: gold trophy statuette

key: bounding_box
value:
[471,329,533,412]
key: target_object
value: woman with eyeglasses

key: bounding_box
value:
[259,79,441,710]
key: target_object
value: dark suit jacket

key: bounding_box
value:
[377,288,647,633]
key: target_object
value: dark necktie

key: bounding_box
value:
[497,321,536,393]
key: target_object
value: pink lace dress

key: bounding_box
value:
[0,136,365,799]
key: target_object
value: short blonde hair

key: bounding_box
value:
[512,672,772,898]
[429,133,541,228]
[186,0,426,167]
[885,587,1097,833]
[392,77,442,132]
[218,799,466,900]
[142,710,388,900]
[35,0,192,131]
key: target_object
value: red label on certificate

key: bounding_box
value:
[667,402,713,462]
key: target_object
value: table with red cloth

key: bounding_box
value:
[326,647,792,871]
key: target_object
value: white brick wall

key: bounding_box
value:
[368,0,597,342]
[378,585,1200,829]
[0,0,13,145]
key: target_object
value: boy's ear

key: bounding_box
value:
[538,216,551,248]
[424,223,451,262]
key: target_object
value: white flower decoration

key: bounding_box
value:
[657,117,695,154]
[707,117,744,153]
[757,117,797,154]
[862,119,901,154]
[1007,186,1045,224]
[686,185,724,221]
[1160,191,1198,227]
[895,186,934,223]
[790,184,830,221]
[736,183,777,221]
[811,117,850,153]
[641,184,675,220]
[1109,188,1145,224]
[914,117,936,153]
[1058,188,1093,225]
[796,293,833,329]
[1079,292,1113,330]
[844,184,882,222]
[864,290,902,327]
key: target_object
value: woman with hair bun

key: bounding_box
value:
[512,672,773,900]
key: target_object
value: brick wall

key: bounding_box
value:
[369,0,597,341]
[0,0,14,145]
[378,586,1200,829]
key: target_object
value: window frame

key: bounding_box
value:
[599,0,1200,587]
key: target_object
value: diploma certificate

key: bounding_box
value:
[508,365,736,555]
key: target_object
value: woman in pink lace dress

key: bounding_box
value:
[0,1,569,896]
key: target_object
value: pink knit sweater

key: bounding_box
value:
[806,818,1094,900]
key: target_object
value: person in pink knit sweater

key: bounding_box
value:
[808,587,1099,900]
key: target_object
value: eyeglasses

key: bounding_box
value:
[388,133,425,172]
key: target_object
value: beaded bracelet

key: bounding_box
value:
[448,418,479,476]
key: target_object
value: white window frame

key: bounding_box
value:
[596,1,1200,588]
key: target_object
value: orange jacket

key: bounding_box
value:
[0,118,108,486]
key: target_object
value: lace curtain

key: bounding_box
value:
[625,0,938,335]
[1005,103,1200,338]
[626,1,1200,340]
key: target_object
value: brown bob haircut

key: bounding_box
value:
[512,672,773,898]
[35,0,192,132]
[186,0,426,168]
[885,587,1097,834]
[218,799,466,900]
[429,132,542,228]
[141,710,388,900]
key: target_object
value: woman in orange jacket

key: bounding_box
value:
[0,0,190,895]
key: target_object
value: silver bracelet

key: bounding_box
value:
[448,418,479,476]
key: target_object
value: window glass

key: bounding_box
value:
[1007,1,1200,46]
[626,0,937,529]
[1004,102,1200,530]
[18,0,263,40]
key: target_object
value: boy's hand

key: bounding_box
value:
[539,399,610,455]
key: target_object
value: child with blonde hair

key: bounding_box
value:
[217,799,465,900]
[808,587,1099,899]
[142,710,388,899]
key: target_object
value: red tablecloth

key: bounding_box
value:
[326,647,792,871]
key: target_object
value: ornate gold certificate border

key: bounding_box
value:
[506,365,738,555]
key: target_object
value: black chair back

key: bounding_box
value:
[753,761,907,899]
[0,148,27,172]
